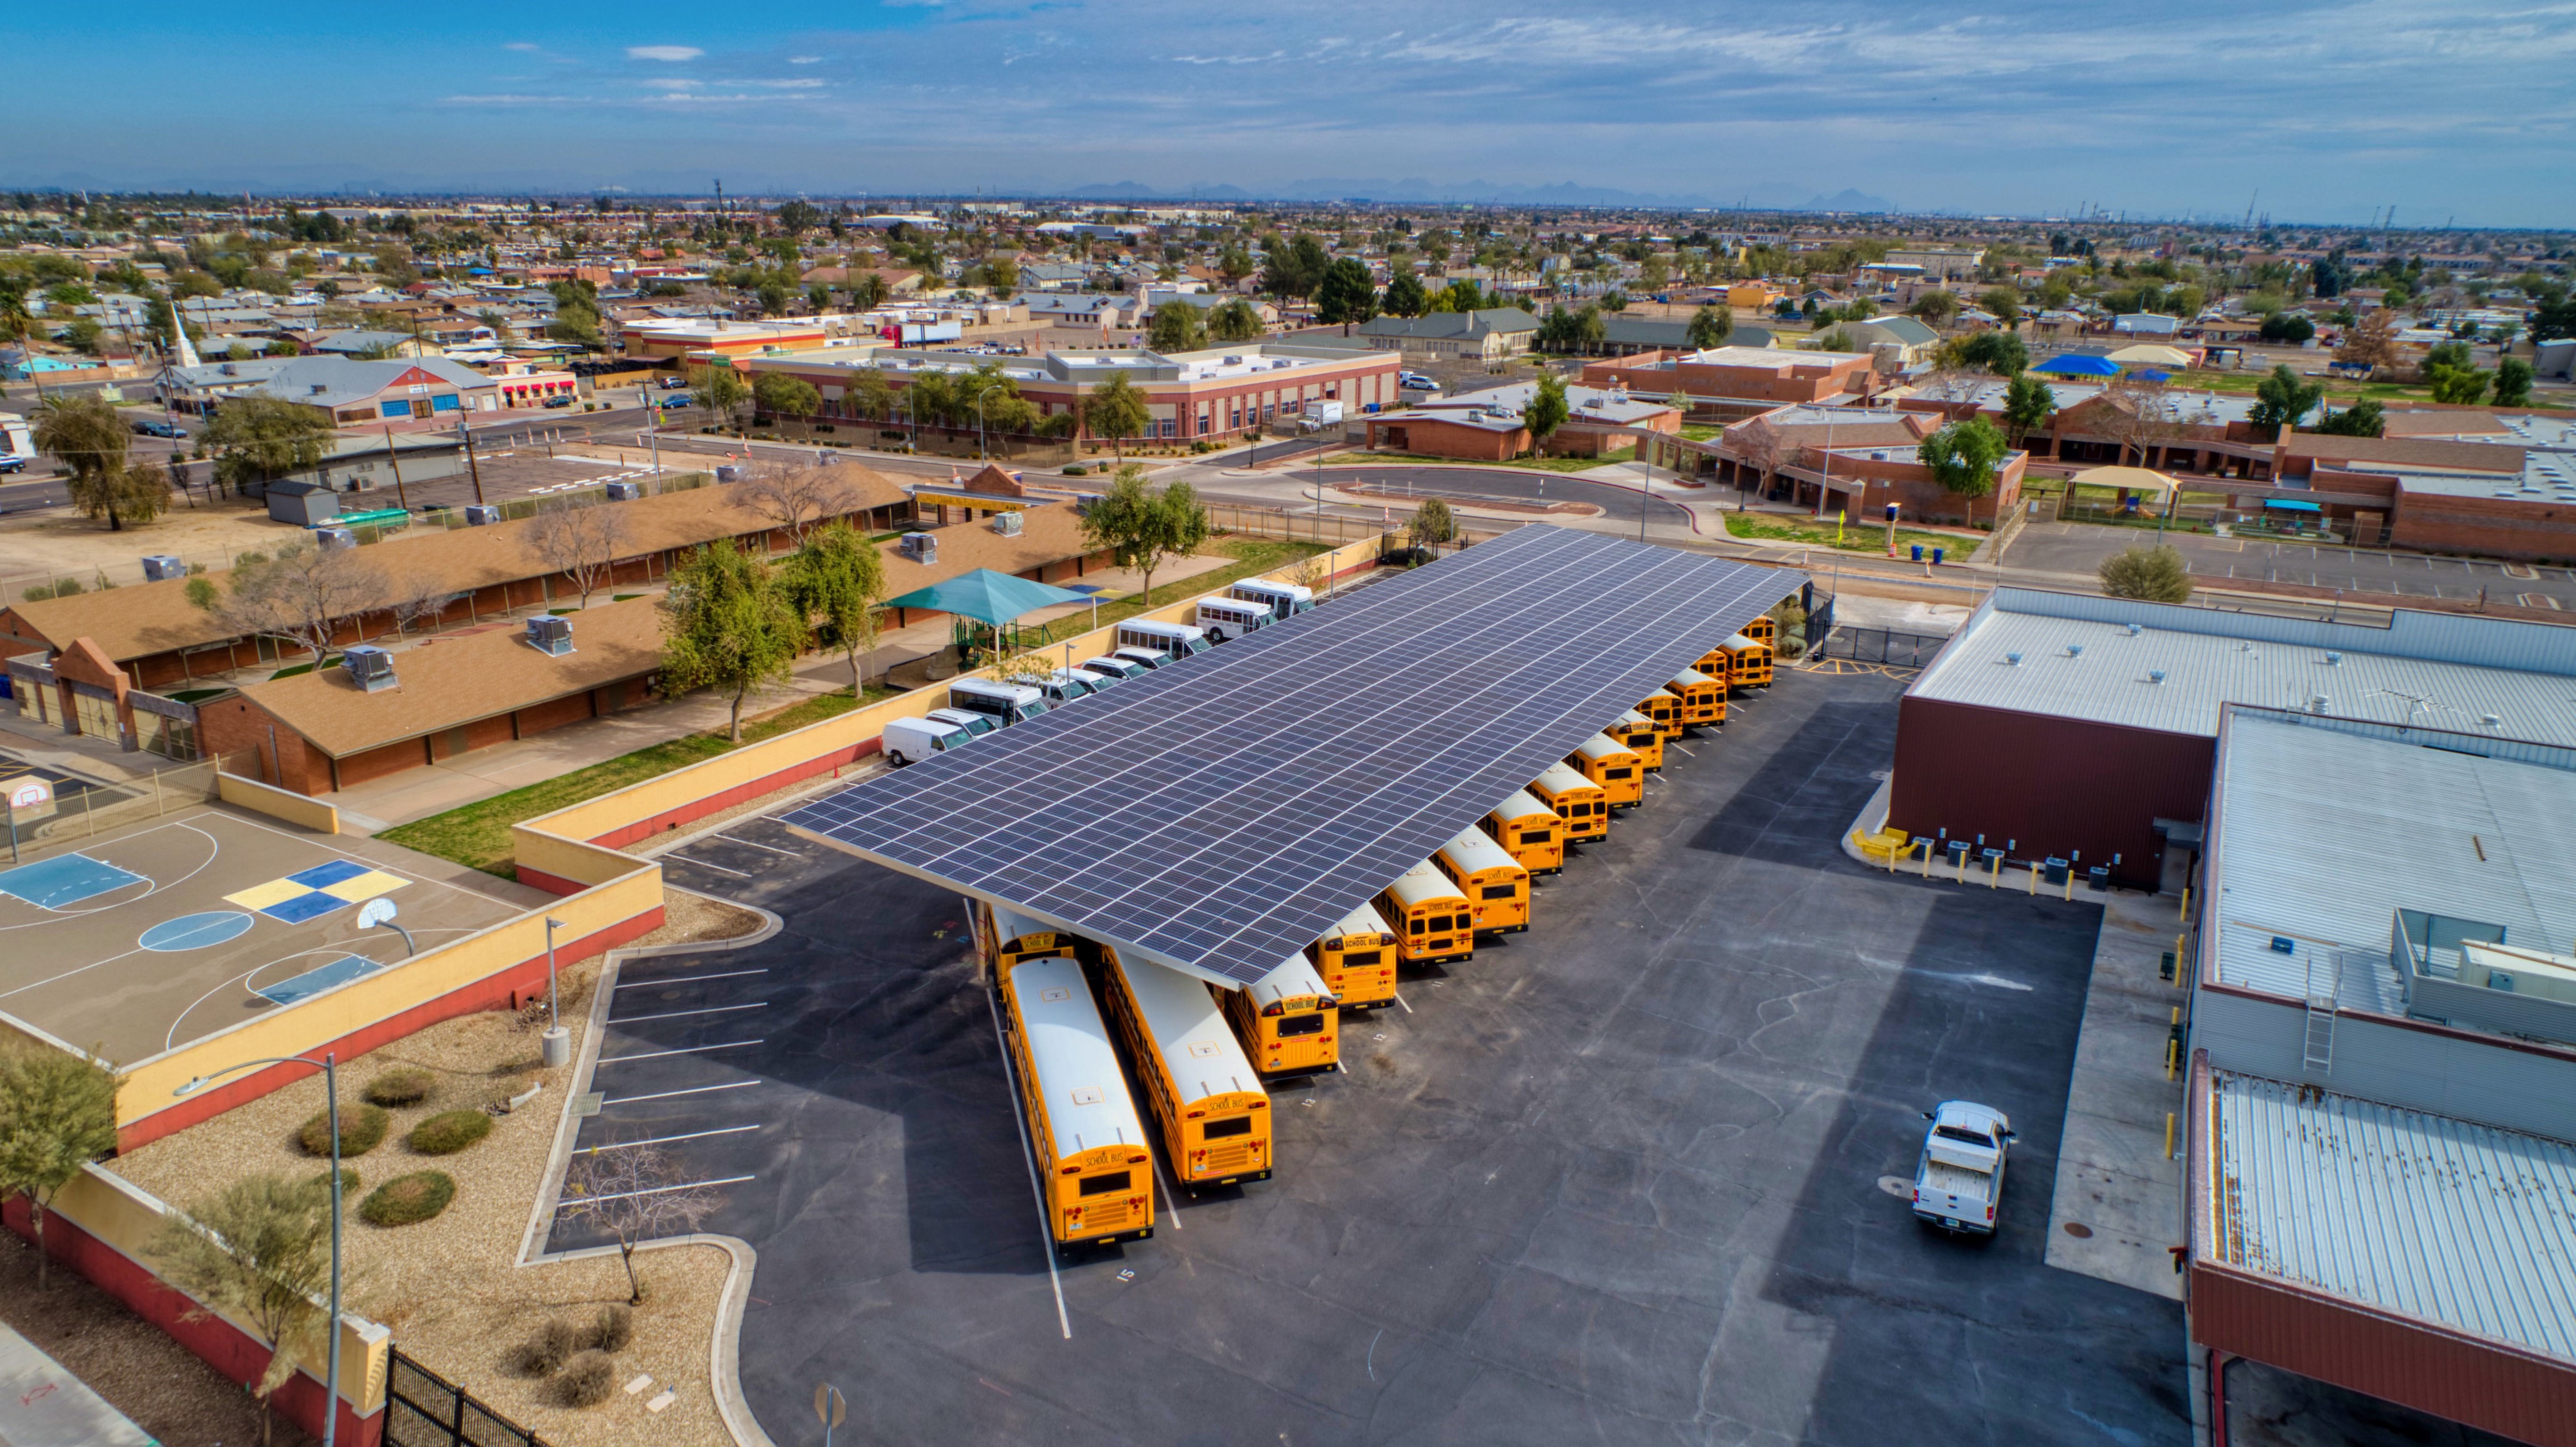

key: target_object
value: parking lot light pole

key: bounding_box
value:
[173,1054,344,1447]
[542,917,570,1067]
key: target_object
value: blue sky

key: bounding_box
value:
[8,1,2574,225]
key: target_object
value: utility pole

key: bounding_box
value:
[457,417,485,506]
[384,426,409,510]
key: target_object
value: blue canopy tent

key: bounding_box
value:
[2034,353,2122,378]
[883,567,1095,658]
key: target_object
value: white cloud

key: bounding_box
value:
[644,77,702,89]
[503,41,540,52]
[626,45,704,61]
[789,55,823,64]
[751,78,829,88]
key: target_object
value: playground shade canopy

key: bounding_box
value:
[883,568,1091,625]
[2033,353,2122,377]
[2067,466,2182,496]
[2105,344,2195,367]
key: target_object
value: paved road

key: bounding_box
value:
[2008,522,2576,609]
[1202,463,1702,533]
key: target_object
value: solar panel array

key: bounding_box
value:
[782,525,1802,986]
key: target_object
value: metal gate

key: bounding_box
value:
[384,1348,552,1447]
[1814,627,1948,670]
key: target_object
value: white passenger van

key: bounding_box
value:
[1229,579,1315,620]
[1113,646,1173,672]
[1115,619,1209,660]
[949,678,1049,725]
[882,716,972,766]
[1194,597,1272,644]
[1009,670,1098,707]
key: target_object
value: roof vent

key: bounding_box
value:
[2126,623,2142,637]
[2324,651,2342,666]
[2005,651,2023,666]
[524,615,574,656]
[2480,713,2502,727]
[2149,670,2166,685]
[2066,643,2084,658]
[2310,694,2330,714]
[341,645,397,692]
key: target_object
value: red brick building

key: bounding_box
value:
[1581,345,1877,409]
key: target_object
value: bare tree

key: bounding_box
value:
[1912,367,1990,406]
[387,572,466,635]
[556,1143,724,1306]
[735,461,862,546]
[1729,416,1792,509]
[2098,373,2182,468]
[526,495,634,607]
[185,541,386,664]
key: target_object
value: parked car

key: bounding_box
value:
[542,395,574,409]
[132,419,187,438]
[0,456,28,474]
[658,394,691,410]
[882,716,972,767]
[658,374,689,389]
[1911,1101,2015,1235]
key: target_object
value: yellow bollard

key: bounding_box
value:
[2179,886,2191,923]
[2166,1036,2179,1081]
[2063,868,2075,902]
[2164,1112,2177,1160]
[1989,855,2002,888]
[2027,862,2039,895]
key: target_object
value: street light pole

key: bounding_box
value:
[975,384,1002,461]
[173,1054,344,1447]
[542,916,570,1067]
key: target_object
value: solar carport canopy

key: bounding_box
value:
[782,525,1802,986]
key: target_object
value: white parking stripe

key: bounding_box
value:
[670,854,751,878]
[601,1080,761,1107]
[615,968,770,990]
[717,834,802,857]
[578,1124,762,1153]
[608,1001,768,1026]
[596,1039,764,1064]
[559,1174,756,1207]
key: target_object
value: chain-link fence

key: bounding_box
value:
[0,753,229,865]
[384,1348,553,1447]
[1813,627,1948,670]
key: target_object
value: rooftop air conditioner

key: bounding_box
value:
[524,615,575,656]
[464,504,500,526]
[341,645,397,692]
[141,555,186,583]
[899,532,938,565]
[991,511,1024,537]
[605,481,644,501]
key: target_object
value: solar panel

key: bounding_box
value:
[782,524,1803,986]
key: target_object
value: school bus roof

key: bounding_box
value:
[1008,954,1147,1159]
[1437,828,1521,877]
[1723,633,1758,651]
[1247,953,1334,1009]
[1383,859,1469,911]
[1531,760,1598,797]
[1490,789,1555,823]
[1116,955,1263,1107]
[1322,900,1395,945]
[1671,668,1719,689]
[991,903,1057,951]
[1571,732,1640,765]
[1616,709,1654,729]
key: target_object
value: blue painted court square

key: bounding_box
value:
[256,954,384,1007]
[0,853,145,909]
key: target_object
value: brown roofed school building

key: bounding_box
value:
[1580,346,1877,411]
[198,598,670,795]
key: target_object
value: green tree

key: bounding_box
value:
[1147,299,1207,353]
[2530,296,2576,344]
[1080,464,1206,604]
[0,275,35,345]
[203,394,338,497]
[2258,312,2315,344]
[2099,543,2193,603]
[1261,234,1329,299]
[1406,497,1456,552]
[1381,270,1429,318]
[1522,371,1570,455]
[752,372,822,424]
[1907,290,1960,326]
[2249,364,2326,432]
[657,540,807,742]
[1921,416,2009,498]
[0,1043,121,1291]
[2001,372,2055,447]
[2423,342,2489,405]
[846,271,892,311]
[689,361,752,436]
[1953,331,2029,377]
[1314,258,1379,329]
[2493,356,2535,408]
[1978,287,2023,327]
[2314,399,2386,437]
[784,520,887,692]
[1215,244,1256,286]
[844,368,895,422]
[1205,297,1265,343]
[150,1173,335,1447]
[1685,305,1733,349]
[1081,370,1150,461]
[33,396,172,530]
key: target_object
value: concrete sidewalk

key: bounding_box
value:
[2044,890,2190,1301]
[0,1320,158,1447]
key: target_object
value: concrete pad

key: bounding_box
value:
[2045,891,2189,1301]
[0,1319,157,1447]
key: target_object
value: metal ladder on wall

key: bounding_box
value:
[2301,948,2336,1074]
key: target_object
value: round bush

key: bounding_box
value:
[407,1109,493,1156]
[309,1167,362,1199]
[362,1068,435,1107]
[588,1302,634,1354]
[297,1104,389,1158]
[359,1170,455,1227]
[557,1349,617,1408]
[512,1317,582,1377]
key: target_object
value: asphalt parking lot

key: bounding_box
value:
[2008,522,2576,608]
[553,667,2194,1446]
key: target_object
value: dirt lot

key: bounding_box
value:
[0,497,310,599]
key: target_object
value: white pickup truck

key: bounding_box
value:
[1911,1101,2015,1234]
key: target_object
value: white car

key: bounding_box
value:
[1911,1101,2015,1235]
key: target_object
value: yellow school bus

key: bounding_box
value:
[1567,732,1646,810]
[1483,789,1566,874]
[1309,902,1400,1011]
[1742,612,1776,646]
[995,949,1155,1253]
[1718,632,1773,690]
[1097,947,1272,1192]
[1530,761,1609,842]
[1222,955,1340,1076]
[1667,668,1727,728]
[1635,689,1683,740]
[1610,709,1666,771]
[1434,829,1530,935]
[980,900,1080,974]
[1375,860,1476,966]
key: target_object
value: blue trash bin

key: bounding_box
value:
[1932,547,1946,565]
[1910,544,1924,562]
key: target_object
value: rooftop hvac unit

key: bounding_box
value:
[605,481,645,501]
[2065,643,2083,658]
[141,555,186,583]
[899,532,938,564]
[524,615,575,656]
[2324,651,2342,666]
[991,511,1024,537]
[314,527,357,551]
[716,464,744,482]
[464,505,501,526]
[2149,670,2167,685]
[341,645,397,692]
[2005,652,2023,666]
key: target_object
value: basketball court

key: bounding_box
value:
[0,805,542,1067]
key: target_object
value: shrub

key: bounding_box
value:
[557,1349,617,1407]
[297,1103,389,1158]
[589,1302,634,1353]
[359,1170,454,1226]
[309,1167,362,1198]
[407,1109,492,1156]
[2098,543,2194,603]
[363,1068,435,1107]
[1062,464,1086,476]
[513,1317,583,1376]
